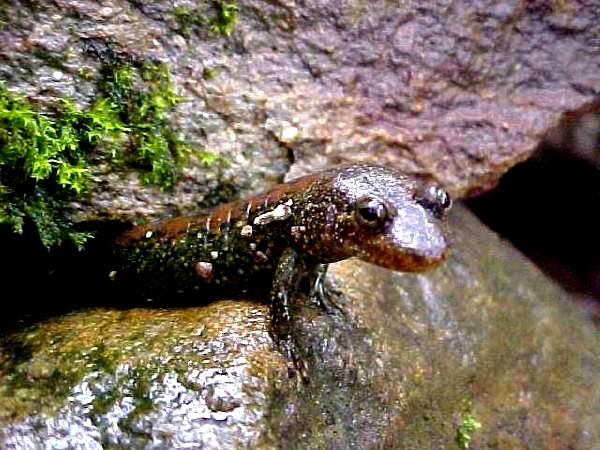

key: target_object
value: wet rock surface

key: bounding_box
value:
[2,1,599,448]
[1,0,598,225]
[0,303,288,449]
[1,206,598,448]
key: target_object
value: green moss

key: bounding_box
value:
[172,6,206,37]
[0,334,124,417]
[84,343,120,373]
[455,400,482,449]
[98,61,191,189]
[171,1,238,37]
[0,10,7,29]
[198,149,221,166]
[91,388,119,416]
[202,66,218,81]
[130,367,154,415]
[77,67,94,81]
[209,1,238,36]
[1,61,217,249]
[0,84,103,248]
[2,356,76,411]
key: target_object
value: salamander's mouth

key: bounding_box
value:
[359,239,449,272]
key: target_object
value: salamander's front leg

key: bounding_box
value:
[270,247,307,376]
[270,250,345,379]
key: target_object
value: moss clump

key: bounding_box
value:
[98,61,192,187]
[172,1,238,37]
[455,401,482,449]
[0,9,8,29]
[1,61,216,249]
[202,66,218,81]
[209,1,238,36]
[0,84,106,248]
[172,6,206,38]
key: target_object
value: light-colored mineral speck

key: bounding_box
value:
[241,225,253,238]
[279,122,299,143]
[253,204,292,226]
[145,230,153,239]
[290,226,306,240]
[195,261,213,280]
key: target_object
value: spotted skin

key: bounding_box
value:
[112,164,452,370]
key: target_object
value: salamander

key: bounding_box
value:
[111,164,452,366]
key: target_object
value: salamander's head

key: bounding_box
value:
[299,165,451,272]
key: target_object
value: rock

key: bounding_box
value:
[1,206,598,448]
[2,1,599,447]
[543,102,600,170]
[1,1,599,227]
[0,303,287,449]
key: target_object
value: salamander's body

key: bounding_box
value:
[112,164,451,365]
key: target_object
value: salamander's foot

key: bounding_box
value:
[273,333,309,382]
[308,264,345,316]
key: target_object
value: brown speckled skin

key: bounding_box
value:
[289,165,450,270]
[112,164,451,366]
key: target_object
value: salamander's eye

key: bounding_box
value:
[356,196,388,227]
[416,184,452,218]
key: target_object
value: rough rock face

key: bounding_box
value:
[1,2,599,448]
[1,0,599,223]
[1,207,598,449]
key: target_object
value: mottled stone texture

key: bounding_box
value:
[1,0,599,223]
[2,1,599,448]
[0,303,287,449]
[1,207,598,448]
